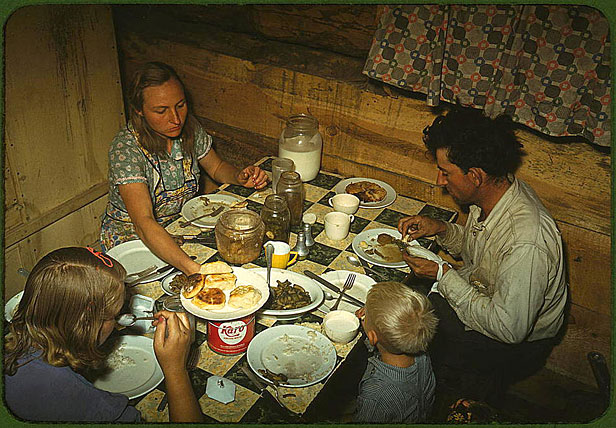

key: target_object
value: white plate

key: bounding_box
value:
[5,291,24,322]
[352,228,409,268]
[106,240,168,284]
[180,267,270,321]
[247,325,337,388]
[94,335,163,400]
[181,194,242,228]
[252,268,324,320]
[161,271,182,296]
[318,270,376,313]
[334,177,397,209]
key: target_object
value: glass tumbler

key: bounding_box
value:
[271,157,295,193]
[162,295,196,343]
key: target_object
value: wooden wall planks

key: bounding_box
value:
[4,6,124,283]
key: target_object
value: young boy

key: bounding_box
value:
[354,281,438,423]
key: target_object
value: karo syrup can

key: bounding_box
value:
[207,315,256,355]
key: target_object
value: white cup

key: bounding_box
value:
[323,310,360,344]
[324,211,354,241]
[328,194,360,215]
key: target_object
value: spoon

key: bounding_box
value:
[116,313,157,327]
[347,255,385,281]
[265,243,274,289]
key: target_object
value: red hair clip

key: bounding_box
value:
[86,247,113,268]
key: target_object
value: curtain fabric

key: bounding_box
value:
[363,5,611,147]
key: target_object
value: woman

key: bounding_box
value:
[4,247,202,422]
[101,62,267,275]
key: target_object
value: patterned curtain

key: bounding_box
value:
[363,5,611,147]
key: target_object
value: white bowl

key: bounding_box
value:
[323,310,360,344]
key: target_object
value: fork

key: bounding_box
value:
[124,265,157,284]
[331,273,356,311]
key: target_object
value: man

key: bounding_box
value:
[398,105,567,403]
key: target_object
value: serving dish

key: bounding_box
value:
[180,266,270,321]
[333,177,397,209]
[252,268,324,320]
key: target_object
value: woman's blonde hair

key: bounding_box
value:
[4,247,126,376]
[127,61,198,156]
[365,282,438,355]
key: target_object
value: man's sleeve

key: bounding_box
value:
[438,243,551,343]
[435,221,465,257]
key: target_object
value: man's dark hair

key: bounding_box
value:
[423,104,524,177]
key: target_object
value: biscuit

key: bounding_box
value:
[193,287,226,310]
[182,273,206,299]
[228,285,262,309]
[204,272,237,291]
[200,261,233,275]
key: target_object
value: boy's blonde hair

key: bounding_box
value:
[4,247,126,376]
[365,281,438,355]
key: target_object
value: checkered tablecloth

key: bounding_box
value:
[126,157,456,423]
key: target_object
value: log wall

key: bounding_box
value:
[3,5,123,299]
[112,5,611,386]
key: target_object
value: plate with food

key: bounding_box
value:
[352,228,410,268]
[334,177,396,209]
[247,325,337,388]
[317,270,376,313]
[106,240,169,284]
[94,335,163,400]
[5,291,24,322]
[161,271,183,295]
[178,261,270,321]
[251,268,324,320]
[181,194,245,228]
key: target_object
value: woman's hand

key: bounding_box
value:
[152,311,191,376]
[398,215,447,241]
[237,165,268,189]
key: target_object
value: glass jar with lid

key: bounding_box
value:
[276,171,305,227]
[260,194,291,243]
[215,209,265,264]
[279,114,322,182]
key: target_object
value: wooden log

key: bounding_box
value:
[113,5,378,58]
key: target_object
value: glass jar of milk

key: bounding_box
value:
[279,114,322,182]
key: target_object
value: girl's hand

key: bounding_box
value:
[237,166,268,189]
[152,311,191,375]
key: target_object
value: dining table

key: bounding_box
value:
[121,156,457,423]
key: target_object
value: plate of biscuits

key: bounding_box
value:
[334,177,396,208]
[177,261,270,321]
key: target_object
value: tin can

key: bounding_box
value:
[207,315,256,355]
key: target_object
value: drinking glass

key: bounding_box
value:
[271,157,295,192]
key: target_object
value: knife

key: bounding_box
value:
[241,365,288,410]
[126,264,175,286]
[303,270,365,308]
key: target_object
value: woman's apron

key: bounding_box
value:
[100,139,198,251]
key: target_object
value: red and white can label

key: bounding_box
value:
[207,315,255,355]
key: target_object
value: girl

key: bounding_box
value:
[4,247,202,422]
